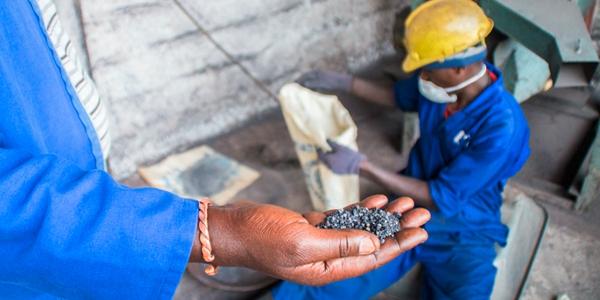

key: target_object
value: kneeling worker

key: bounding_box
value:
[273,0,530,299]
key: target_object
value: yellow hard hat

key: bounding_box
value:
[402,0,494,73]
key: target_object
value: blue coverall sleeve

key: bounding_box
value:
[428,118,517,218]
[393,74,420,112]
[0,148,198,299]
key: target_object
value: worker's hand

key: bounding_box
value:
[296,70,353,93]
[318,140,365,175]
[197,195,429,286]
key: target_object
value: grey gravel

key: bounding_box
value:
[318,206,402,244]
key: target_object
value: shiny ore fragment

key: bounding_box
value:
[317,206,402,243]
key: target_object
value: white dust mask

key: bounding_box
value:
[418,64,487,104]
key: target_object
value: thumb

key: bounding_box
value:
[294,228,381,264]
[326,139,340,151]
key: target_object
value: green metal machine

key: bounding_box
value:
[478,0,600,211]
[480,0,598,88]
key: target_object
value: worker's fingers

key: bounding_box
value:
[303,195,389,226]
[295,195,397,263]
[307,198,423,228]
[355,194,389,209]
[389,227,429,253]
[349,227,427,274]
[296,71,319,85]
[400,208,430,229]
[303,211,325,226]
[319,194,389,216]
[329,194,389,213]
[384,197,414,214]
[291,203,430,280]
[325,139,335,149]
[298,227,428,285]
[296,205,429,265]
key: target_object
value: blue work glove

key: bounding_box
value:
[297,70,353,93]
[318,140,365,175]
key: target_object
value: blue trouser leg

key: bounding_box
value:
[418,244,498,300]
[272,247,419,300]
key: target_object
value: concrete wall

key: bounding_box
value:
[77,0,406,179]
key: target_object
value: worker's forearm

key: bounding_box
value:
[359,160,437,210]
[350,77,396,107]
[190,204,241,266]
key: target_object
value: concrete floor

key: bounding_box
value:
[519,191,600,299]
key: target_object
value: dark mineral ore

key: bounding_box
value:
[318,206,402,244]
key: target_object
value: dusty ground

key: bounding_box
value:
[521,195,600,299]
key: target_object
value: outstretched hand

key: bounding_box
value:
[192,195,430,286]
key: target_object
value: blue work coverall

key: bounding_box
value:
[273,64,531,299]
[1,2,198,298]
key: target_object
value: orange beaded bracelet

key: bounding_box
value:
[198,198,218,276]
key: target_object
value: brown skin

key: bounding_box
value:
[349,62,491,211]
[189,195,430,286]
